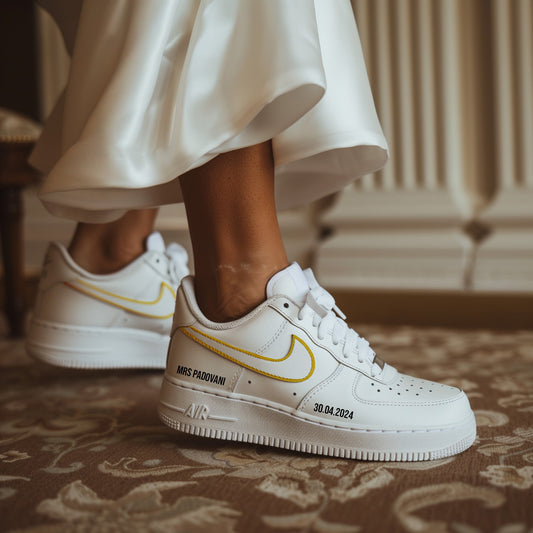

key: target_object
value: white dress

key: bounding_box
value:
[32,0,388,223]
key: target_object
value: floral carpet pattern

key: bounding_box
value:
[1,325,532,532]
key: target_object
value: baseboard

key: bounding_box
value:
[331,289,533,330]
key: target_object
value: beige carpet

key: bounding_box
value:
[1,324,532,532]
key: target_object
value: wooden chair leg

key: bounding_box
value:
[0,186,26,337]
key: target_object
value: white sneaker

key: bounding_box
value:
[26,232,189,369]
[158,263,476,461]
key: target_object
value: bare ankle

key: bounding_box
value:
[69,238,144,274]
[198,290,263,322]
[68,225,148,274]
[195,262,289,322]
[67,210,158,274]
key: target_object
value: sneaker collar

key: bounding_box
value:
[266,262,309,305]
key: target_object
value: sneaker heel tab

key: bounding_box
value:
[40,241,78,277]
[47,241,68,260]
[171,279,196,334]
[47,241,88,274]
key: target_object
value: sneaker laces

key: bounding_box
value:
[299,269,383,378]
[163,243,189,285]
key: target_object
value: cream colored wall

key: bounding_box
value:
[351,0,533,207]
[315,0,533,293]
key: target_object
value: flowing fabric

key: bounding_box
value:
[32,0,388,223]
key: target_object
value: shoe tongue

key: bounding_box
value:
[145,232,165,252]
[266,263,309,305]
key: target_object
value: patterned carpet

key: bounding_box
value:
[1,324,532,533]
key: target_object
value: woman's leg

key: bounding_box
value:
[162,142,477,462]
[68,209,159,274]
[179,140,288,322]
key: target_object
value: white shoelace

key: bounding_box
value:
[299,269,383,378]
[163,243,189,285]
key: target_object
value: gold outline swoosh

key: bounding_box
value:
[180,325,315,382]
[64,279,176,319]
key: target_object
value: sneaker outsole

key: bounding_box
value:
[26,318,168,369]
[158,379,477,461]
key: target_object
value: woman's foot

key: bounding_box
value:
[26,233,189,369]
[158,263,476,460]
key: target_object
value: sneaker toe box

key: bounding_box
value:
[354,372,474,431]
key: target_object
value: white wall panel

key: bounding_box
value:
[319,1,533,293]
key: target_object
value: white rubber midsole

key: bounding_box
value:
[26,318,169,369]
[158,377,477,461]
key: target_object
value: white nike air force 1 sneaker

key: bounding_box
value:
[159,263,477,461]
[26,232,189,369]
